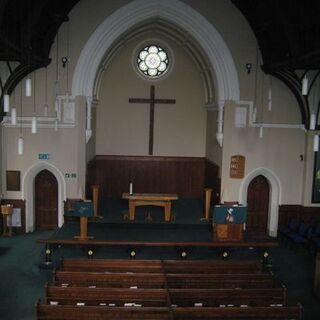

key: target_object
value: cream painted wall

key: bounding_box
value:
[0,0,317,211]
[96,34,206,157]
[302,132,319,206]
[1,120,85,200]
[1,86,87,200]
[221,101,305,204]
[206,110,222,169]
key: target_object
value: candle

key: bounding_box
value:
[129,182,133,195]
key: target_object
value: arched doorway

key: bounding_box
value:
[246,175,270,233]
[34,170,58,230]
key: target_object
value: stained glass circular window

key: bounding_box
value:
[137,45,169,78]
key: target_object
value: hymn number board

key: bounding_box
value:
[230,155,245,179]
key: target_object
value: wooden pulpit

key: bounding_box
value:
[212,205,247,242]
[73,201,94,241]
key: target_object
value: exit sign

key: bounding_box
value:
[38,153,50,160]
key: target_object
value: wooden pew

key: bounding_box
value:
[162,259,264,274]
[53,271,166,288]
[59,258,264,274]
[166,272,275,289]
[36,259,302,320]
[36,303,171,319]
[60,258,163,273]
[36,304,302,320]
[169,287,287,307]
[45,285,286,308]
[45,285,168,307]
[53,270,275,289]
[172,305,302,319]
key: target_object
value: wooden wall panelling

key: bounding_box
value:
[300,207,320,223]
[86,155,209,198]
[278,205,320,228]
[278,205,301,227]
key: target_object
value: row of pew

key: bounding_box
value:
[279,218,320,248]
[36,258,302,319]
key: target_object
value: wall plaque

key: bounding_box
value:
[6,170,21,191]
[230,155,245,179]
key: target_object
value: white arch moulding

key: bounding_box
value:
[71,0,240,104]
[239,167,282,237]
[22,162,66,232]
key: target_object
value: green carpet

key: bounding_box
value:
[1,198,320,319]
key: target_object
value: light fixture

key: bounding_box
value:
[11,107,17,125]
[26,78,31,96]
[18,81,24,155]
[61,56,68,68]
[267,76,272,111]
[18,136,24,155]
[130,250,136,259]
[45,245,52,265]
[64,22,70,105]
[302,75,308,96]
[310,114,316,130]
[43,67,48,116]
[314,135,319,152]
[245,63,252,74]
[267,89,272,111]
[259,126,264,139]
[4,94,10,112]
[87,249,94,258]
[222,251,229,260]
[252,107,257,123]
[180,251,187,259]
[31,116,37,133]
[54,118,58,131]
[31,72,37,134]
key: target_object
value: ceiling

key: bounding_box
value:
[1,0,320,126]
[0,0,79,118]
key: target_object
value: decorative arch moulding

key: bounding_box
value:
[71,0,240,104]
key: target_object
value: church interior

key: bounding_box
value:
[1,0,320,319]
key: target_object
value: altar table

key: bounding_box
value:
[122,193,178,221]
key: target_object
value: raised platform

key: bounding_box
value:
[38,198,278,261]
[37,237,278,250]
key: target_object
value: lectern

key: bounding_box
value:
[212,205,247,242]
[73,201,94,241]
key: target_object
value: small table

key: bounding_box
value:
[122,193,178,221]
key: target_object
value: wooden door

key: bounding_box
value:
[246,175,269,233]
[35,169,58,230]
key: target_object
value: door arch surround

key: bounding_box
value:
[239,167,282,237]
[22,162,66,232]
[34,169,58,230]
[246,174,270,233]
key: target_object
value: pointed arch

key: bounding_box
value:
[71,0,240,104]
[22,162,66,232]
[239,167,282,237]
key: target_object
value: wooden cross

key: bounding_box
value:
[129,85,176,155]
